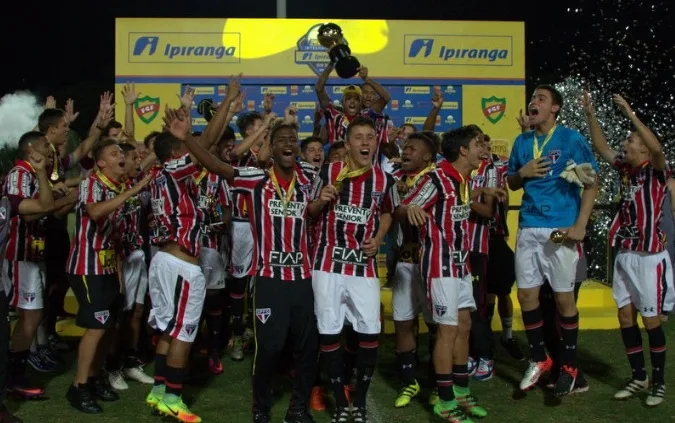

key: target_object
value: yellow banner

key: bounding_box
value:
[115,18,524,81]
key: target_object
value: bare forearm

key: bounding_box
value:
[35,172,54,210]
[376,213,393,241]
[308,200,327,218]
[423,106,440,131]
[87,189,136,222]
[199,98,234,149]
[574,184,598,228]
[125,104,135,138]
[315,67,332,109]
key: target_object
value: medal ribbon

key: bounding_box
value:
[21,160,53,188]
[532,125,557,159]
[334,158,371,190]
[458,173,469,204]
[406,163,436,188]
[50,144,59,182]
[269,169,296,214]
[95,170,124,194]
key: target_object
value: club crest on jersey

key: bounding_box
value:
[22,291,36,303]
[434,304,447,317]
[548,150,561,164]
[94,310,110,324]
[184,323,197,336]
[256,308,271,324]
[371,191,384,205]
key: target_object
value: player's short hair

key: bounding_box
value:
[220,125,236,143]
[484,134,491,142]
[401,123,417,133]
[300,136,324,152]
[327,141,346,156]
[104,121,123,136]
[154,131,181,163]
[144,131,161,148]
[346,116,376,140]
[441,126,475,162]
[17,131,46,156]
[237,111,263,138]
[535,84,564,117]
[119,143,137,155]
[466,124,484,138]
[92,138,119,162]
[269,123,298,144]
[37,108,65,133]
[406,132,438,159]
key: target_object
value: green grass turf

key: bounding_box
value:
[7,324,675,423]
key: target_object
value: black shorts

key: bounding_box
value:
[486,237,516,297]
[69,273,123,329]
[469,252,489,313]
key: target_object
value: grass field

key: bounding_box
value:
[7,324,675,423]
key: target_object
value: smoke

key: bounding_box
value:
[0,92,43,149]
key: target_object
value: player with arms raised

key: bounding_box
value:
[583,91,671,406]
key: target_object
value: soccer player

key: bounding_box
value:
[483,135,524,361]
[583,91,671,406]
[465,125,497,382]
[65,138,151,413]
[110,143,154,388]
[194,166,231,375]
[308,116,398,422]
[390,133,438,408]
[300,136,325,168]
[398,126,504,422]
[0,146,53,423]
[166,107,320,423]
[229,111,278,360]
[2,131,77,396]
[507,85,599,396]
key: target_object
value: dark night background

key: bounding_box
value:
[0,0,672,136]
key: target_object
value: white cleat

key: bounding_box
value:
[614,378,649,400]
[124,366,154,384]
[108,370,129,390]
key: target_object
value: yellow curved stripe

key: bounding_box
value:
[222,19,389,59]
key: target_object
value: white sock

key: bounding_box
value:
[502,316,513,340]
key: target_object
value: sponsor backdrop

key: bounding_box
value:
[115,18,526,248]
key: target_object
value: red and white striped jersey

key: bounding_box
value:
[67,171,125,275]
[231,164,316,280]
[488,154,510,238]
[149,153,202,257]
[3,160,48,262]
[118,172,149,257]
[311,161,399,277]
[391,167,436,264]
[468,159,497,254]
[230,151,262,220]
[608,152,671,253]
[193,169,231,250]
[401,160,471,280]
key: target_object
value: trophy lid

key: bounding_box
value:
[317,23,345,49]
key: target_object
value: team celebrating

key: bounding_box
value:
[0,64,672,423]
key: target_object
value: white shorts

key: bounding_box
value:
[429,275,476,326]
[2,260,46,310]
[231,220,254,278]
[122,250,149,311]
[613,249,675,318]
[199,247,226,291]
[392,262,432,323]
[150,245,159,261]
[515,227,582,293]
[312,270,381,335]
[147,252,206,343]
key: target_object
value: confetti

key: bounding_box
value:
[532,0,674,282]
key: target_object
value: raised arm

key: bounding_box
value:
[613,94,666,170]
[315,63,334,110]
[423,87,443,132]
[358,67,390,113]
[581,90,617,164]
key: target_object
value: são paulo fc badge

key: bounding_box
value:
[256,308,271,324]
